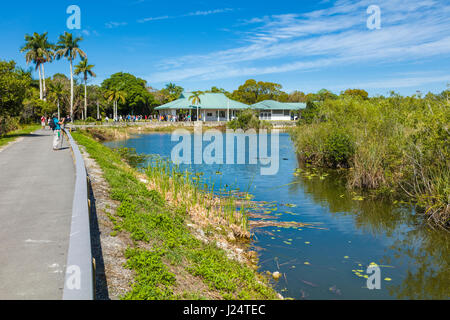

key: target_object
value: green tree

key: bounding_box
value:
[231,79,288,104]
[55,32,86,120]
[20,32,52,101]
[74,58,96,119]
[341,89,369,100]
[0,60,31,117]
[288,90,307,102]
[101,73,155,115]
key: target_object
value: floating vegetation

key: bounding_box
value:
[329,285,342,295]
[249,219,324,230]
[272,271,282,280]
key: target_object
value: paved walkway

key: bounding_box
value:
[0,129,75,299]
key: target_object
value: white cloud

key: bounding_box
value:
[105,21,128,29]
[147,0,450,83]
[138,8,234,23]
[331,74,450,90]
[185,8,234,17]
[138,15,170,23]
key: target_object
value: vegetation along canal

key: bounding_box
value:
[105,132,449,300]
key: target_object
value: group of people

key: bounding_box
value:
[40,114,71,151]
[159,114,195,122]
[109,114,195,122]
[111,114,159,122]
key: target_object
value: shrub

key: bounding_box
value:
[227,109,272,131]
[323,129,354,167]
[0,116,19,136]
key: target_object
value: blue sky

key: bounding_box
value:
[1,0,449,96]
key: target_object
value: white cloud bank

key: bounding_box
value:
[147,0,450,88]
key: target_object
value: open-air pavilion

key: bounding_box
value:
[155,92,249,121]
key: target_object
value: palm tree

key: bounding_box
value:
[37,33,54,101]
[20,33,50,100]
[104,89,126,120]
[74,59,96,120]
[166,83,176,93]
[48,81,66,119]
[189,91,203,121]
[55,32,86,120]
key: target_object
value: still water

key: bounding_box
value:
[105,132,449,300]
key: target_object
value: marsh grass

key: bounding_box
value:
[145,155,250,233]
[291,95,450,227]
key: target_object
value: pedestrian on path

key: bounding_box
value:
[40,116,46,129]
[50,113,65,151]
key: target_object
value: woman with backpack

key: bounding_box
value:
[50,113,65,151]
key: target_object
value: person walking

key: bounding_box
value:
[40,116,46,130]
[50,113,65,151]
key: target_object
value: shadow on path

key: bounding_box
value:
[88,180,110,300]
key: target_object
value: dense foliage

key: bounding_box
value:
[0,60,33,134]
[291,91,450,227]
[101,72,156,115]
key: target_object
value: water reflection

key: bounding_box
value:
[289,160,449,299]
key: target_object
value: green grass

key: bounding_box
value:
[72,130,279,300]
[0,124,41,148]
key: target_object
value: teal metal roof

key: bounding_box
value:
[251,100,306,110]
[155,92,249,110]
[285,102,307,109]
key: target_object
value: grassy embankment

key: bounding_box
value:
[291,95,449,227]
[0,124,40,148]
[72,130,279,300]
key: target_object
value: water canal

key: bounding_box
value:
[105,132,449,300]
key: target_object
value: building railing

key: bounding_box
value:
[62,128,94,300]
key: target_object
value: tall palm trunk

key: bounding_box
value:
[38,64,43,100]
[42,64,47,101]
[70,59,74,120]
[84,78,88,120]
[57,99,60,120]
